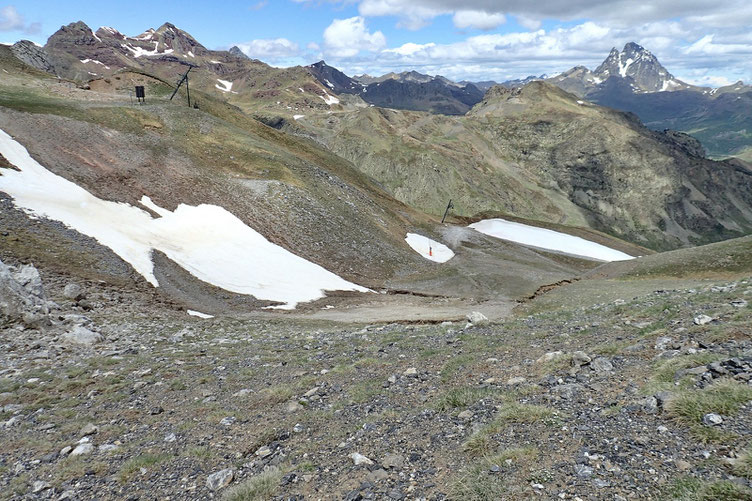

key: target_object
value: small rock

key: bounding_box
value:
[506,376,526,385]
[255,446,272,458]
[31,481,51,493]
[70,443,94,456]
[574,464,593,477]
[537,351,564,364]
[293,423,304,433]
[387,375,397,384]
[642,396,658,414]
[694,315,714,326]
[303,387,320,398]
[62,326,103,346]
[63,283,85,301]
[489,464,501,473]
[219,416,236,426]
[233,388,252,397]
[164,433,177,443]
[730,299,748,308]
[206,469,234,491]
[466,311,489,326]
[381,453,404,469]
[572,351,591,366]
[457,410,473,420]
[654,337,673,351]
[60,446,72,456]
[350,452,374,466]
[367,469,389,482]
[149,406,163,415]
[676,460,692,471]
[403,367,418,377]
[591,357,613,373]
[285,400,304,413]
[98,444,119,453]
[79,423,98,436]
[702,413,723,426]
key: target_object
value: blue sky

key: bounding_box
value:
[4,1,752,86]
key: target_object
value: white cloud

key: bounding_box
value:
[234,38,300,59]
[323,16,386,57]
[452,10,506,31]
[0,5,40,34]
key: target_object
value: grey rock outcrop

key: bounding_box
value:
[11,41,56,74]
[0,259,50,328]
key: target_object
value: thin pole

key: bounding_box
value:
[441,199,454,224]
[186,74,190,107]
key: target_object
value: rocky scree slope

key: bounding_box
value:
[1,249,752,499]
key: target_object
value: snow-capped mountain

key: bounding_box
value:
[594,42,691,92]
[550,42,697,96]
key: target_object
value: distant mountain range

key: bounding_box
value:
[308,61,484,115]
[7,22,751,159]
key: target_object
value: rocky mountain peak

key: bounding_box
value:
[594,42,685,92]
[45,21,102,49]
[229,46,249,59]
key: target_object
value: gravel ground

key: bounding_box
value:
[2,260,752,500]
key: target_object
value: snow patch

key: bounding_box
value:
[0,129,369,310]
[209,60,222,64]
[187,310,214,319]
[293,115,305,120]
[320,92,340,105]
[122,41,172,58]
[324,79,335,89]
[469,219,633,262]
[404,233,454,263]
[215,79,233,92]
[187,51,194,58]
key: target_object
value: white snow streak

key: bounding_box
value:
[293,115,305,120]
[0,129,369,309]
[187,310,214,319]
[469,219,633,262]
[320,92,340,105]
[404,233,455,263]
[215,79,233,92]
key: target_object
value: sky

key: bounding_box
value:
[3,1,751,86]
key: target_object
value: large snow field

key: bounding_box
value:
[404,233,455,263]
[0,129,369,309]
[470,218,634,262]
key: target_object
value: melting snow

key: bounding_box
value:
[618,57,634,78]
[187,51,195,58]
[122,41,173,58]
[469,219,633,262]
[187,310,214,319]
[404,233,455,263]
[215,79,233,92]
[576,100,585,105]
[209,60,222,64]
[0,129,369,309]
[324,79,335,89]
[320,93,340,105]
[293,115,305,120]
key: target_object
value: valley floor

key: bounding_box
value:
[2,265,752,500]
